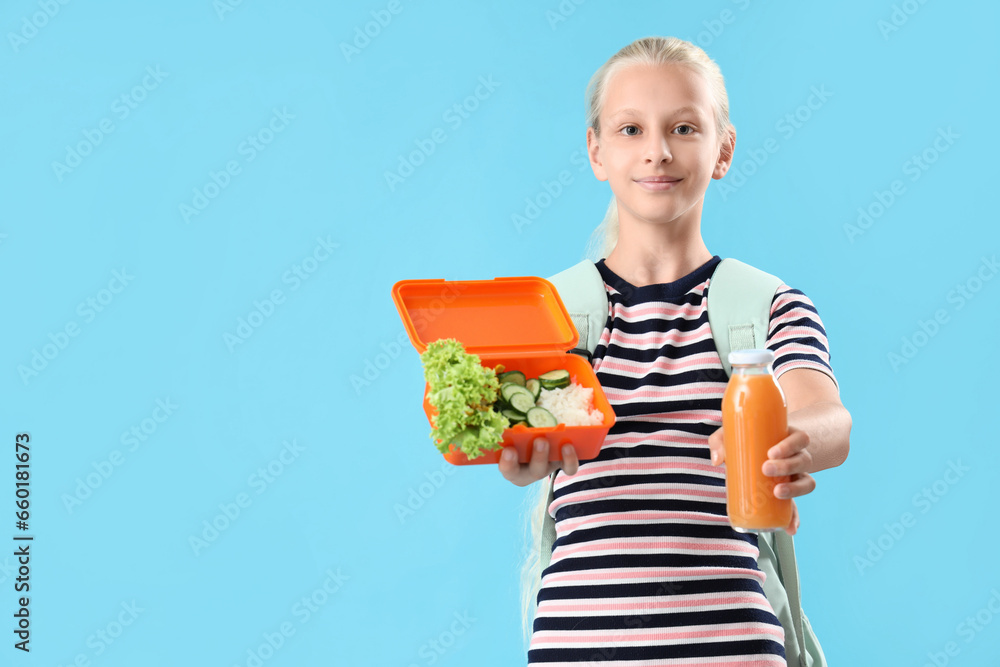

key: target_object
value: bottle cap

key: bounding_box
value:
[728,349,775,366]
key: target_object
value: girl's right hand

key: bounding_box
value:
[498,437,579,487]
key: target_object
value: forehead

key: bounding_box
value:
[603,63,714,121]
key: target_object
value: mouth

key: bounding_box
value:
[635,177,682,191]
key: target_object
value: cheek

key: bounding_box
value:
[605,155,633,181]
[689,153,718,177]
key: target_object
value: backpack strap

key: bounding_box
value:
[709,259,809,664]
[706,257,781,377]
[539,471,558,572]
[539,261,607,575]
[774,532,808,665]
[546,259,609,357]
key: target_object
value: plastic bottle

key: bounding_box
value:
[721,349,793,532]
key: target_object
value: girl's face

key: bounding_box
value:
[587,62,734,230]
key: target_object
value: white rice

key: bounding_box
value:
[536,382,605,426]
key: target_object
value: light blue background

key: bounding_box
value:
[2,1,998,665]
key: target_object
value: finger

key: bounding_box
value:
[785,500,799,536]
[528,438,551,481]
[774,473,816,499]
[710,445,725,466]
[763,450,813,477]
[706,429,724,466]
[497,446,524,485]
[558,444,579,476]
[767,428,810,459]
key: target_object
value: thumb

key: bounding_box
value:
[708,428,725,466]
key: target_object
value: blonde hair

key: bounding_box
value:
[581,36,735,263]
[518,35,734,653]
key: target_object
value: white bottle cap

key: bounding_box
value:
[728,349,775,366]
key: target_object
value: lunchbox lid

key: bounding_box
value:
[391,276,579,355]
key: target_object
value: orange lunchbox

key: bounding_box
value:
[391,276,615,466]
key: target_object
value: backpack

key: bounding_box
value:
[542,257,828,667]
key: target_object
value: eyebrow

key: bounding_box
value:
[609,106,703,120]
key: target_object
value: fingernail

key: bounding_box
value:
[503,449,516,461]
[535,439,547,452]
[775,486,788,498]
[562,446,572,459]
[710,452,718,465]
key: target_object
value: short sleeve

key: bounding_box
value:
[766,284,839,391]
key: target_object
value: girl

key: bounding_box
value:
[498,36,851,665]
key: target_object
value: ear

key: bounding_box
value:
[587,127,608,182]
[712,126,736,180]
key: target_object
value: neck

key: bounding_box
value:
[603,206,713,288]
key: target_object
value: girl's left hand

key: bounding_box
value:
[708,425,816,533]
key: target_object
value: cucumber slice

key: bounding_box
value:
[501,382,529,403]
[501,408,526,423]
[526,378,541,401]
[508,391,535,414]
[525,407,558,428]
[538,369,571,390]
[498,370,526,387]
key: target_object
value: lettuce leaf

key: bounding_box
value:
[420,338,509,459]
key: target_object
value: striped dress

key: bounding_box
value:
[528,255,838,666]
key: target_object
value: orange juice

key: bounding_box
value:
[721,349,792,532]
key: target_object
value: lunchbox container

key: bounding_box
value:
[391,275,615,466]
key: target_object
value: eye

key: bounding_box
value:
[619,123,696,137]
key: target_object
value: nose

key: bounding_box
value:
[644,130,672,163]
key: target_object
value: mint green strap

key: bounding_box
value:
[706,258,781,377]
[546,260,608,355]
[540,471,557,571]
[775,532,808,664]
[708,259,809,663]
[539,262,604,575]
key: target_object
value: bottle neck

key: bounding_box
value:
[733,364,772,376]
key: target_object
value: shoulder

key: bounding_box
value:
[769,283,824,321]
[546,259,596,283]
[765,282,838,389]
[713,259,820,315]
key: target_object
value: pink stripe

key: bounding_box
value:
[604,433,710,446]
[560,485,726,504]
[771,305,816,321]
[536,624,786,644]
[555,510,730,534]
[544,566,766,586]
[563,460,720,478]
[539,594,765,613]
[606,389,721,402]
[613,302,705,319]
[553,539,755,559]
[609,325,712,345]
[604,384,721,401]
[769,330,823,347]
[599,354,720,373]
[605,433,710,446]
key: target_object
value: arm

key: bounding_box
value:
[706,367,851,535]
[707,367,852,489]
[780,368,852,474]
